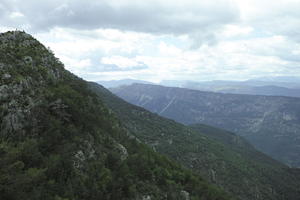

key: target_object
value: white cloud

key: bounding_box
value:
[234,0,300,42]
[222,25,253,38]
[101,56,142,69]
[9,11,24,19]
[158,42,182,57]
[1,0,300,82]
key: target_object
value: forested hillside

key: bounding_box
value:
[91,83,300,200]
[0,31,231,200]
[112,83,300,167]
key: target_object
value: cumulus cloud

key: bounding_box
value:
[1,0,300,81]
[1,0,238,33]
[234,0,300,42]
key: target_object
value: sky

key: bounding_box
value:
[1,0,300,82]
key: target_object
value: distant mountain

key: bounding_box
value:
[249,76,300,83]
[185,83,300,98]
[91,83,300,200]
[112,83,300,167]
[159,78,300,97]
[243,80,300,88]
[160,80,188,87]
[161,76,300,89]
[97,79,153,88]
[0,31,233,200]
[218,85,300,98]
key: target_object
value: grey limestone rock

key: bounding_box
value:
[180,190,190,200]
[116,143,128,161]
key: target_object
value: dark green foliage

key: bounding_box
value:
[111,83,300,167]
[89,83,300,200]
[0,31,232,200]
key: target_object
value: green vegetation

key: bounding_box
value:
[90,83,300,200]
[111,83,300,167]
[0,31,232,200]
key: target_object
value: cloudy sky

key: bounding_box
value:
[1,0,300,82]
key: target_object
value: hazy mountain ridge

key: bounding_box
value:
[216,85,300,98]
[249,76,300,83]
[111,83,300,167]
[0,31,232,200]
[161,78,300,89]
[91,82,300,200]
[97,79,154,88]
[102,78,300,97]
[180,81,300,97]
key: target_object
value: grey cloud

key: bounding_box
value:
[259,19,300,43]
[0,1,12,13]
[0,2,13,24]
[0,4,5,17]
[190,31,218,48]
[278,53,300,63]
[1,0,239,36]
[244,1,300,43]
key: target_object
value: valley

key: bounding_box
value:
[112,83,300,167]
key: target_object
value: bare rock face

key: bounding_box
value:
[180,190,190,200]
[0,78,35,137]
[0,31,64,139]
[116,143,128,161]
[141,195,151,200]
[2,73,11,79]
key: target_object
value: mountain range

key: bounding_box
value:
[172,80,300,98]
[100,78,300,98]
[91,83,300,200]
[112,83,300,167]
[161,78,300,89]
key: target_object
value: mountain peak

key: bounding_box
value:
[0,31,66,86]
[0,30,33,40]
[0,31,68,138]
[0,30,40,53]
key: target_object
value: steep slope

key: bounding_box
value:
[0,31,231,200]
[90,82,300,200]
[111,83,300,167]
